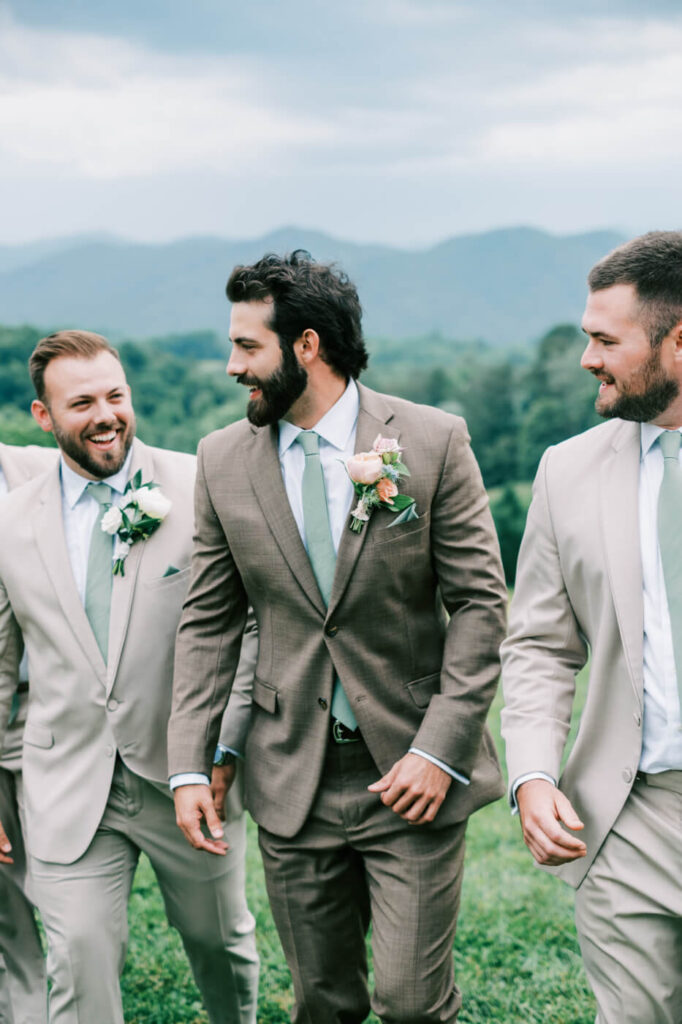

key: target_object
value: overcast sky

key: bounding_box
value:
[1,0,681,247]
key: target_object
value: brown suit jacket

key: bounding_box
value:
[169,383,507,837]
[501,418,646,887]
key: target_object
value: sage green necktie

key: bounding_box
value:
[85,482,114,661]
[295,431,357,730]
[657,430,682,714]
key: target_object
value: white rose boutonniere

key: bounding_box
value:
[101,469,172,575]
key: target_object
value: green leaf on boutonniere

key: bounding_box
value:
[394,461,410,476]
[389,494,415,512]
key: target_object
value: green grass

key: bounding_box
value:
[122,673,594,1023]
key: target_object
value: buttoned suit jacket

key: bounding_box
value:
[0,438,254,864]
[501,418,646,887]
[169,383,507,838]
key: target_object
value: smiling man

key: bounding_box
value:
[502,231,682,1023]
[168,251,507,1024]
[0,331,259,1024]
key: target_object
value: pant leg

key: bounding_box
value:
[28,762,140,1024]
[0,763,47,1024]
[122,771,259,1024]
[574,774,682,1024]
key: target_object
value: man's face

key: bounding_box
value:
[581,283,679,422]
[32,351,136,479]
[227,300,307,426]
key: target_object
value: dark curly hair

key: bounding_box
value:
[226,250,368,378]
[588,231,682,347]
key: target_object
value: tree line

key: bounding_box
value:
[0,322,599,582]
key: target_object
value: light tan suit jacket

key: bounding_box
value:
[501,418,644,887]
[0,438,253,864]
[169,383,507,838]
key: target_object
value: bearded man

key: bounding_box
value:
[0,330,259,1024]
[168,251,507,1023]
[502,231,682,1023]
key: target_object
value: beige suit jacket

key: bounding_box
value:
[0,438,253,864]
[501,418,645,887]
[169,383,507,838]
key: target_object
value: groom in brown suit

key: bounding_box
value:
[169,251,507,1023]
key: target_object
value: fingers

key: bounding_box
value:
[368,754,451,824]
[517,782,586,866]
[0,820,13,865]
[367,765,396,793]
[174,785,228,856]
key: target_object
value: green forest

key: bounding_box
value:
[0,322,599,582]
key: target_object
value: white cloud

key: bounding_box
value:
[0,14,333,178]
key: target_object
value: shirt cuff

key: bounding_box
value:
[510,771,556,815]
[408,748,470,786]
[169,773,210,790]
[216,743,243,760]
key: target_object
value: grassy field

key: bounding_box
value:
[122,677,595,1023]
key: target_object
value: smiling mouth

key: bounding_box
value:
[247,386,263,401]
[86,430,120,450]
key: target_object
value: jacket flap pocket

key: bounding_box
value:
[252,677,278,714]
[23,722,54,749]
[405,671,440,708]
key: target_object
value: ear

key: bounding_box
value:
[294,329,320,366]
[31,399,54,435]
[672,320,682,357]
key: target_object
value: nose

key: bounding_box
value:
[580,339,603,372]
[92,397,118,423]
[226,346,244,378]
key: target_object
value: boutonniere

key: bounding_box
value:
[345,435,417,534]
[100,469,172,575]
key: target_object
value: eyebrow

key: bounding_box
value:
[230,336,261,346]
[67,387,124,403]
[581,327,618,341]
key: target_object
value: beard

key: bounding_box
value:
[595,348,680,423]
[51,416,135,478]
[242,343,308,427]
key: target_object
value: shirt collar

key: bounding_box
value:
[640,422,682,460]
[278,378,359,457]
[60,448,134,509]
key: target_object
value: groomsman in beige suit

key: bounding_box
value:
[169,252,507,1023]
[0,332,259,1024]
[502,231,682,1023]
[0,442,55,1024]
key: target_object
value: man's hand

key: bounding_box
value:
[516,778,586,865]
[210,764,236,822]
[368,752,452,825]
[173,783,228,855]
[0,816,13,865]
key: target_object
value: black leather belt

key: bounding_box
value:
[331,719,362,744]
[16,682,29,694]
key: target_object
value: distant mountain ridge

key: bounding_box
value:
[0,226,625,345]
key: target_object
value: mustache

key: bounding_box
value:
[591,370,615,385]
[236,374,262,388]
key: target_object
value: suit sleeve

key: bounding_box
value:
[411,420,507,775]
[217,606,257,754]
[500,449,588,795]
[168,440,249,777]
[0,574,22,754]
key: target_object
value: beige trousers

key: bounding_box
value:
[575,771,682,1024]
[258,737,466,1024]
[0,699,48,1024]
[29,757,259,1024]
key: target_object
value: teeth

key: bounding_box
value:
[90,432,116,443]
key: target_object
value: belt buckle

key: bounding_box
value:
[332,719,360,744]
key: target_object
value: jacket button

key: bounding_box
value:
[107,699,119,712]
[318,698,328,710]
[326,624,339,637]
[105,745,114,758]
[633,712,641,727]
[622,768,633,783]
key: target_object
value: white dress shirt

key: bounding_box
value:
[512,421,682,810]
[59,453,132,600]
[172,378,466,790]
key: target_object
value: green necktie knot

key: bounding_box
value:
[659,430,681,461]
[295,430,321,457]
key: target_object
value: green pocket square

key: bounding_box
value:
[163,565,181,577]
[387,504,419,528]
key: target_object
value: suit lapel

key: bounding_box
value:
[245,424,327,616]
[328,385,396,615]
[600,420,644,705]
[106,440,154,690]
[33,465,107,683]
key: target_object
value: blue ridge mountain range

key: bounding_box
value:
[0,226,625,346]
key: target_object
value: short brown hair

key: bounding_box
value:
[29,330,121,402]
[588,231,682,347]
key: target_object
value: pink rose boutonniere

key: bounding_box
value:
[345,435,417,533]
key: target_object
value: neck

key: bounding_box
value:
[284,374,348,430]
